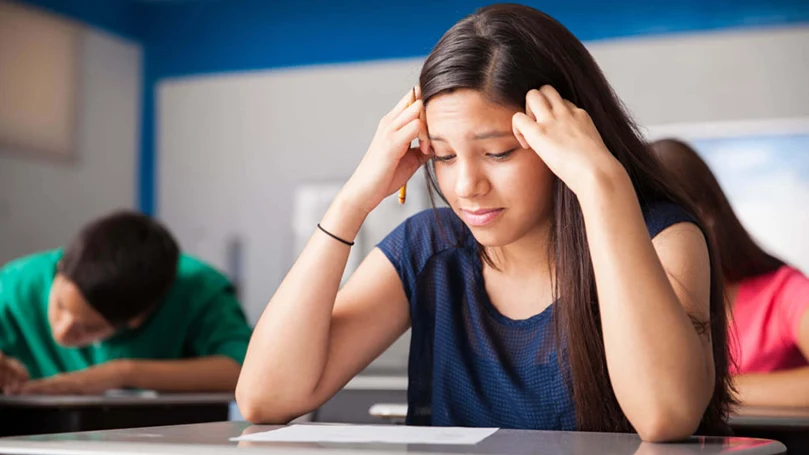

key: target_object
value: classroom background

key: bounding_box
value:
[1,0,808,376]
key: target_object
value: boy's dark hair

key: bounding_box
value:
[58,210,180,326]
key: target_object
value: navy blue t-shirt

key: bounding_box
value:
[377,202,696,430]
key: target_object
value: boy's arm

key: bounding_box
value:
[16,356,239,395]
[19,289,251,395]
[120,356,240,392]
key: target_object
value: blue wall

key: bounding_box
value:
[14,0,809,215]
[13,0,137,38]
[135,0,809,78]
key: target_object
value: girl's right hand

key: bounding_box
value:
[342,88,432,215]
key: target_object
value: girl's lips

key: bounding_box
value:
[460,208,504,227]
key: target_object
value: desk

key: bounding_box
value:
[0,393,233,437]
[368,405,809,451]
[730,406,809,454]
[0,421,786,455]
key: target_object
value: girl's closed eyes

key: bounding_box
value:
[432,147,519,163]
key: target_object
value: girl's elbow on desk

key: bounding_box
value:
[235,390,313,425]
[630,397,707,443]
[235,377,320,424]
[634,414,700,443]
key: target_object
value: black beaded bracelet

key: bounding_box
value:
[317,223,355,246]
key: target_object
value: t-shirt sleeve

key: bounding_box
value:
[0,262,26,357]
[376,216,410,290]
[775,267,809,343]
[184,288,253,365]
[376,208,461,301]
[0,299,19,355]
[642,200,699,239]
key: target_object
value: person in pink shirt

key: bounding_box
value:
[651,138,809,407]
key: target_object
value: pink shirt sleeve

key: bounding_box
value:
[776,267,809,343]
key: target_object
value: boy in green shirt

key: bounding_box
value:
[0,211,252,395]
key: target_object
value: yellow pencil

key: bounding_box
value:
[399,88,416,205]
[398,185,407,204]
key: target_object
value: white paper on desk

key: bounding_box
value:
[231,424,498,445]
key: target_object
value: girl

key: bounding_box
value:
[652,138,809,408]
[237,4,733,442]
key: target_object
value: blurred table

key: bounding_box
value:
[0,421,787,455]
[731,405,809,428]
[0,391,233,437]
[730,406,809,454]
[368,402,407,424]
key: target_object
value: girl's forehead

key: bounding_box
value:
[426,91,517,136]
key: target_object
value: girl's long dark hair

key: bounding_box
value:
[419,4,733,434]
[650,139,784,283]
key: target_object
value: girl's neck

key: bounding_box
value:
[485,220,554,280]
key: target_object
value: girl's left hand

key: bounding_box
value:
[511,85,624,196]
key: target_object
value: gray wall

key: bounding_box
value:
[590,27,809,125]
[0,29,141,265]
